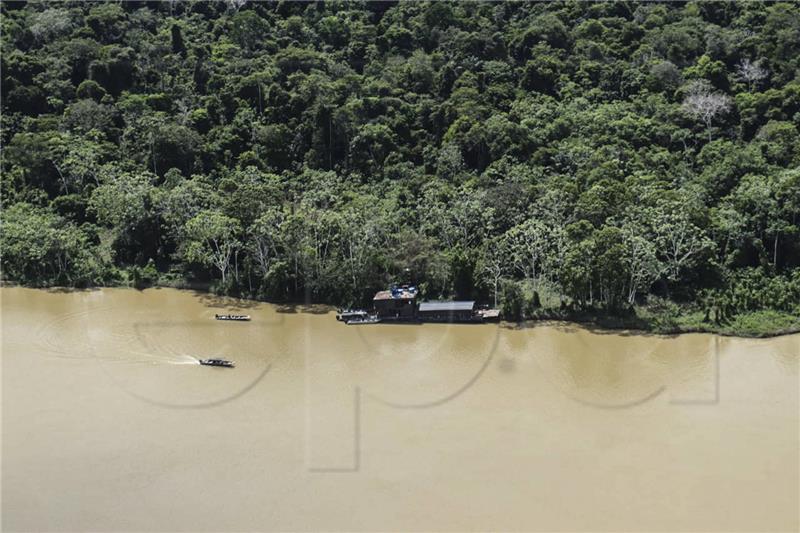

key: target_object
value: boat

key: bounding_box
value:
[336,309,369,321]
[346,315,381,325]
[215,314,251,321]
[199,358,235,367]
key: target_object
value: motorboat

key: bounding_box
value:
[199,358,235,367]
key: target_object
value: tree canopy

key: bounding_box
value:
[2,1,799,330]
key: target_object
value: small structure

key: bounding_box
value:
[476,308,501,321]
[373,284,418,320]
[417,301,477,322]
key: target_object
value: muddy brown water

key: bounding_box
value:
[1,287,798,531]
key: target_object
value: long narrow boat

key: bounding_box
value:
[215,314,251,321]
[336,309,369,321]
[346,316,381,325]
[199,358,235,367]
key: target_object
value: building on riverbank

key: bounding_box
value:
[369,285,499,323]
[373,284,418,320]
[417,301,477,322]
[337,284,500,323]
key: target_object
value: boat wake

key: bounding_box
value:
[169,355,202,365]
[34,307,236,367]
[99,351,200,365]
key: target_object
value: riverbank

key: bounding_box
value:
[524,306,800,338]
[4,279,798,339]
[510,284,800,338]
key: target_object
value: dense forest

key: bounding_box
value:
[2,1,799,334]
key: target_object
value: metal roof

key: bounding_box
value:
[418,301,475,312]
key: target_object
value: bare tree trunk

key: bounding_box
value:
[52,162,69,193]
[293,257,299,294]
[151,137,158,175]
[774,233,779,267]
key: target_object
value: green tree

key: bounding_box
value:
[1,203,104,285]
[183,210,242,285]
[480,237,508,307]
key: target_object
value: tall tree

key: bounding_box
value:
[481,237,508,307]
[506,218,549,291]
[735,59,768,92]
[183,210,241,285]
[681,80,732,143]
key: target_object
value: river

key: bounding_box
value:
[1,287,797,531]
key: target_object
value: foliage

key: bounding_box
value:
[0,203,106,285]
[1,1,798,334]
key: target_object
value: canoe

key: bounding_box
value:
[215,314,251,321]
[199,358,235,367]
[346,316,381,325]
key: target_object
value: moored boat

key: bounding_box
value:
[336,309,369,321]
[346,315,381,325]
[215,314,251,321]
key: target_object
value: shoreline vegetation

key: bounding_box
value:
[4,280,797,339]
[2,3,799,340]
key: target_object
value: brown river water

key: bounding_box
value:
[1,287,798,531]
